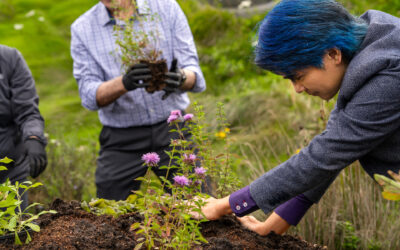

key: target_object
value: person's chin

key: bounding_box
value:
[320,93,335,101]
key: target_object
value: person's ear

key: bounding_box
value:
[327,48,343,65]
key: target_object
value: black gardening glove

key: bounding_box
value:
[122,63,152,91]
[25,139,47,178]
[162,58,186,100]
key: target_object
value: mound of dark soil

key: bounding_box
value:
[0,199,322,249]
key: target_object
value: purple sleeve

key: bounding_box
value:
[274,194,313,226]
[229,186,259,217]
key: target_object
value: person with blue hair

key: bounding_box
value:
[194,0,400,235]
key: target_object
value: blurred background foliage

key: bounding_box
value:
[0,0,399,249]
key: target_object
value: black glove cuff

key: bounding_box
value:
[25,137,45,146]
[179,69,187,87]
[122,74,136,91]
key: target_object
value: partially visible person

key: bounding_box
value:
[0,44,48,209]
[71,0,206,200]
[195,0,400,235]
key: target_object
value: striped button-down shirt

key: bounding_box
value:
[71,0,206,127]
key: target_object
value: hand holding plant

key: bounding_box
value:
[122,63,152,91]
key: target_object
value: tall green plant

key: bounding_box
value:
[131,111,209,249]
[210,102,242,197]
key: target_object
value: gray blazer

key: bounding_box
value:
[0,45,45,180]
[250,10,400,213]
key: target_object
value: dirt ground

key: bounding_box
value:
[0,199,323,249]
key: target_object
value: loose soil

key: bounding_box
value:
[141,59,168,93]
[0,199,323,249]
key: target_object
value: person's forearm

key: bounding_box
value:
[179,69,196,91]
[96,76,128,107]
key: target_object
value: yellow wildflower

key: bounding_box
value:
[215,131,226,139]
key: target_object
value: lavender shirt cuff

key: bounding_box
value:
[274,194,313,226]
[229,186,259,217]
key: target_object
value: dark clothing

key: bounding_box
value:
[0,45,46,181]
[249,10,400,214]
[96,120,189,200]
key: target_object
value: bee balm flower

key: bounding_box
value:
[183,153,196,165]
[183,114,194,121]
[170,110,182,117]
[194,167,207,176]
[141,152,160,166]
[173,175,190,186]
[167,114,179,123]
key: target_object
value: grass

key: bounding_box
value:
[1,0,399,249]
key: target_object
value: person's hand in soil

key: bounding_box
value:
[122,63,152,91]
[190,196,232,221]
[162,58,186,100]
[237,212,290,236]
[25,137,48,178]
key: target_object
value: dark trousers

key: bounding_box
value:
[96,120,189,200]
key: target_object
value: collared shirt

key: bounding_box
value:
[71,0,206,127]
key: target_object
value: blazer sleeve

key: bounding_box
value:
[9,49,46,144]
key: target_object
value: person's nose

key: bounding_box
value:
[292,81,305,93]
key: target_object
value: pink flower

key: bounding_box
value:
[167,114,179,123]
[141,152,160,166]
[183,114,194,121]
[170,110,182,117]
[173,175,190,186]
[194,167,206,176]
[183,153,196,165]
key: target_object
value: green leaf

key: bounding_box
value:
[14,231,22,245]
[29,182,43,188]
[0,157,13,164]
[89,198,106,208]
[8,216,17,230]
[382,191,400,201]
[26,223,40,232]
[0,166,7,171]
[134,242,144,250]
[21,180,33,185]
[25,231,32,244]
[126,194,137,204]
[105,207,116,216]
[130,222,141,230]
[22,215,39,224]
[0,198,18,208]
[24,202,41,211]
[182,214,191,220]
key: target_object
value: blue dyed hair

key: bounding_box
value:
[255,0,368,79]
